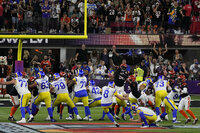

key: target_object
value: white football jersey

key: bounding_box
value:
[101,86,117,105]
[88,86,101,100]
[73,76,87,92]
[137,107,156,115]
[153,79,168,92]
[51,77,69,95]
[167,86,179,100]
[14,77,30,95]
[35,77,50,93]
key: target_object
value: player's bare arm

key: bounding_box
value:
[0,79,16,85]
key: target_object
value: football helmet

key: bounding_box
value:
[36,71,45,78]
[15,72,22,78]
[53,73,60,80]
[108,81,115,88]
[131,103,138,111]
[78,69,84,77]
[89,80,95,86]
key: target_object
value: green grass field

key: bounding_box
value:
[0,106,200,133]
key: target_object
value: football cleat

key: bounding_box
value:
[121,114,126,120]
[114,115,120,120]
[45,115,51,121]
[8,116,16,121]
[59,115,63,120]
[165,115,169,121]
[114,121,120,127]
[156,116,162,122]
[89,118,93,121]
[28,115,34,122]
[141,124,149,128]
[50,118,56,122]
[16,118,26,123]
[83,116,89,120]
[173,120,181,123]
[193,118,198,125]
[66,116,73,120]
[77,115,82,121]
[185,118,191,124]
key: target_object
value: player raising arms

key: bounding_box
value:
[177,75,198,124]
[50,73,82,120]
[101,81,129,127]
[0,72,33,123]
[29,71,56,122]
[68,69,92,121]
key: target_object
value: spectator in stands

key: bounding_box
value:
[190,59,200,80]
[7,49,14,73]
[42,0,51,33]
[100,48,109,70]
[48,49,55,73]
[100,60,107,73]
[140,60,149,78]
[88,59,94,79]
[111,45,121,66]
[124,3,133,32]
[75,44,88,63]
[173,49,183,64]
[94,64,105,79]
[59,62,66,72]
[11,2,18,32]
[98,14,106,33]
[41,55,51,73]
[149,57,158,79]
[132,6,141,27]
[81,61,91,79]
[172,61,179,73]
[31,55,41,76]
[88,12,98,33]
[179,62,189,78]
[182,1,192,34]
[25,5,33,32]
[152,1,163,28]
[33,0,42,33]
[50,1,60,33]
[106,2,116,26]
[70,13,80,33]
[3,0,12,31]
[87,0,97,17]
[153,42,168,62]
[0,2,3,31]
[60,12,71,33]
[23,50,31,74]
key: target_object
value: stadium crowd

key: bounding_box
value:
[0,0,199,34]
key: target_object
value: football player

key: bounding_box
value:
[68,69,92,121]
[153,75,169,122]
[0,72,33,123]
[177,75,198,124]
[101,81,129,127]
[130,103,157,128]
[29,71,56,122]
[50,73,82,120]
[87,80,102,108]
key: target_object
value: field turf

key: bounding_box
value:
[0,106,200,133]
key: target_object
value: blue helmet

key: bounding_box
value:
[108,81,115,88]
[36,71,45,78]
[131,103,138,111]
[89,80,95,86]
[158,75,165,80]
[15,72,22,78]
[78,69,84,77]
[53,73,60,80]
[145,78,153,87]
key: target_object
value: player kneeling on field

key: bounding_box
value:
[50,73,82,120]
[131,103,157,128]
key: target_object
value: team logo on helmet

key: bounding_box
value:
[131,103,138,111]
[53,73,60,80]
[108,81,115,88]
[36,71,45,78]
[145,77,153,87]
[15,72,22,78]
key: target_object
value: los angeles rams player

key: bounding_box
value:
[160,84,181,123]
[0,72,33,123]
[101,81,129,127]
[130,103,157,128]
[29,71,56,122]
[87,80,102,107]
[153,75,169,122]
[69,69,92,121]
[50,73,82,120]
